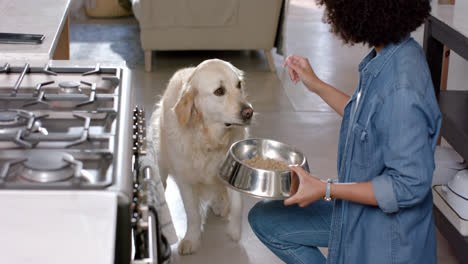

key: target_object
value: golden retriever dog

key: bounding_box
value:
[149,59,254,255]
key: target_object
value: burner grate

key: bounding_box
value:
[0,109,40,134]
[76,81,97,107]
[0,109,49,148]
[0,64,120,111]
[43,63,57,75]
[11,64,29,96]
[0,63,10,73]
[0,61,128,190]
[0,150,114,189]
[0,158,25,184]
[82,63,101,76]
[66,114,91,147]
[23,81,55,108]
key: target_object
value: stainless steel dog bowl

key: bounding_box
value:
[218,138,309,200]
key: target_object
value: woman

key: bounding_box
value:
[248,1,441,263]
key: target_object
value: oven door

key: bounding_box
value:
[132,206,168,264]
[131,167,171,264]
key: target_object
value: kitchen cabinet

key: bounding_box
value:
[423,1,468,263]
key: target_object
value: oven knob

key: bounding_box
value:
[138,205,148,213]
[137,219,148,230]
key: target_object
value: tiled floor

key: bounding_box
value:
[72,0,464,263]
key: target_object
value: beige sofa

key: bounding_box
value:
[132,0,284,71]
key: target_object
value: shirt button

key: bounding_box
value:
[360,131,367,141]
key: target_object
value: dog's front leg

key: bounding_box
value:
[226,188,243,241]
[177,181,202,255]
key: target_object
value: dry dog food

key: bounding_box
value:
[243,154,289,170]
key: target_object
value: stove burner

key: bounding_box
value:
[21,152,76,183]
[0,109,31,134]
[59,81,80,89]
[0,110,24,124]
[59,81,81,93]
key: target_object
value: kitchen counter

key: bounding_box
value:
[430,0,468,38]
[0,0,70,61]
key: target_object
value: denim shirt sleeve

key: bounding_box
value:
[371,87,438,214]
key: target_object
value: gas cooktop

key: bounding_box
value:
[0,60,141,264]
[0,62,131,190]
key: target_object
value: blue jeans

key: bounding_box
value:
[248,199,333,264]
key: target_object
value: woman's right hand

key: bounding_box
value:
[283,55,323,94]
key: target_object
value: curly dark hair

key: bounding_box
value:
[315,0,431,47]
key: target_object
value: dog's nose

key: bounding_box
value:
[241,106,254,121]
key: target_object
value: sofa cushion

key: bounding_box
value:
[143,0,239,28]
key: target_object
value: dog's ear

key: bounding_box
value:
[173,83,196,127]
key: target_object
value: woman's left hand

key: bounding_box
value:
[284,166,327,207]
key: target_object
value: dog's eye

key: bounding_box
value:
[237,81,242,89]
[214,87,225,96]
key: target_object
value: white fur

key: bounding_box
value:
[150,59,252,255]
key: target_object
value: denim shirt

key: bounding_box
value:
[327,36,442,264]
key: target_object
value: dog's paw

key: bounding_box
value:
[178,238,200,255]
[226,221,241,242]
[211,199,230,218]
